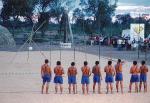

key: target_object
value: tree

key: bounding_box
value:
[95,0,117,34]
[1,0,37,24]
[35,0,54,37]
[1,0,38,37]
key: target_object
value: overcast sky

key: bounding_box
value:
[118,0,150,6]
[0,0,149,14]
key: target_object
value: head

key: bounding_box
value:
[108,61,112,66]
[118,59,121,63]
[95,61,99,65]
[133,61,137,65]
[45,59,49,64]
[56,61,61,65]
[141,60,146,65]
[84,61,88,66]
[71,62,75,66]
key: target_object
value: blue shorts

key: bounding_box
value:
[140,74,147,82]
[81,75,89,84]
[130,75,139,83]
[105,74,114,83]
[42,74,51,84]
[115,73,123,81]
[93,75,101,83]
[54,76,63,84]
[68,76,76,84]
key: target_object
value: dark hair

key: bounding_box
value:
[45,59,49,64]
[57,61,61,65]
[133,61,137,65]
[84,61,88,66]
[141,60,145,65]
[118,59,121,63]
[71,62,75,66]
[95,61,99,65]
[108,61,112,65]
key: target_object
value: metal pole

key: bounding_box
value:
[138,13,140,59]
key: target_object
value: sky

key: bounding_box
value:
[0,0,149,15]
[116,0,150,14]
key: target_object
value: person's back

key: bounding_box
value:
[92,61,102,94]
[82,66,90,76]
[54,65,64,76]
[54,61,64,94]
[129,61,140,93]
[139,61,149,92]
[68,62,77,94]
[140,65,148,75]
[41,64,51,75]
[105,65,114,76]
[81,61,91,94]
[92,65,100,75]
[115,59,124,93]
[41,59,51,94]
[68,66,77,76]
[104,61,115,94]
[130,65,139,75]
[115,63,122,73]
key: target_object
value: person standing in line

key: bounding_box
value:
[41,59,52,94]
[67,62,77,94]
[115,59,124,93]
[54,61,64,94]
[81,61,91,94]
[129,61,140,93]
[139,60,149,92]
[92,61,102,94]
[104,61,115,94]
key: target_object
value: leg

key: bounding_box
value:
[139,82,142,92]
[73,84,76,94]
[55,83,58,94]
[116,81,119,93]
[68,84,71,94]
[98,83,101,94]
[135,82,138,93]
[86,84,89,94]
[46,82,49,94]
[93,82,96,93]
[60,84,63,94]
[110,83,113,94]
[120,81,123,94]
[82,84,85,94]
[129,82,132,93]
[41,83,45,94]
[76,84,78,94]
[106,83,109,94]
[144,82,147,92]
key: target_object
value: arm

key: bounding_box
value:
[130,67,132,74]
[75,68,77,75]
[113,68,115,76]
[41,66,44,78]
[67,68,70,76]
[89,68,92,77]
[99,69,103,80]
[92,66,94,74]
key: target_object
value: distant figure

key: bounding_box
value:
[115,59,124,93]
[139,61,149,92]
[67,62,77,94]
[104,61,115,94]
[92,61,102,94]
[41,59,52,94]
[129,61,140,93]
[54,61,64,94]
[81,61,91,94]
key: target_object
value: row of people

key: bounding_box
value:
[41,59,149,94]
